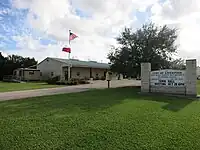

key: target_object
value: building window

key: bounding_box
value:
[77,72,80,76]
[40,72,42,76]
[51,72,54,76]
[29,71,34,75]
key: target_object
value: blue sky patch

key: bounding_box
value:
[40,39,57,45]
[0,0,59,51]
[75,9,92,19]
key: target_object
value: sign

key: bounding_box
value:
[150,69,185,87]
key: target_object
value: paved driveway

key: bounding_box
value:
[0,79,141,101]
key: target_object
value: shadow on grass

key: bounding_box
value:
[140,94,194,112]
[0,86,195,115]
[0,87,140,115]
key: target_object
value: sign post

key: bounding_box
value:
[106,71,112,88]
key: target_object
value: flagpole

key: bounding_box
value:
[68,30,71,81]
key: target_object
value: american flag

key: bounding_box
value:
[69,31,78,41]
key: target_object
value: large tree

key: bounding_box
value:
[0,53,5,69]
[0,54,37,80]
[108,23,178,77]
[169,58,186,70]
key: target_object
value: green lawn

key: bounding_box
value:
[0,82,63,92]
[197,80,200,94]
[1,87,200,149]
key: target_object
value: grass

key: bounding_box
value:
[1,87,200,149]
[197,80,200,94]
[0,82,63,92]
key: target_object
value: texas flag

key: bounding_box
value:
[62,47,71,53]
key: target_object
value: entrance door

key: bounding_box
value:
[64,71,68,80]
[104,71,106,77]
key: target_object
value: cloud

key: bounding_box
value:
[151,0,200,65]
[4,0,200,66]
[6,0,158,63]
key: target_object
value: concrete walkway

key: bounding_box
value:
[0,80,141,101]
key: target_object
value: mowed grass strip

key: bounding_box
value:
[1,87,200,149]
[0,82,62,92]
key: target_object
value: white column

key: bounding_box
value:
[68,66,71,81]
[186,59,197,96]
[60,65,64,81]
[141,63,151,93]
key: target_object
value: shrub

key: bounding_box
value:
[46,76,60,84]
[47,77,90,86]
[66,80,78,85]
[94,76,99,80]
[84,77,90,80]
[78,79,90,84]
[56,81,66,85]
[100,76,106,80]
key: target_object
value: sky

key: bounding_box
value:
[0,0,200,64]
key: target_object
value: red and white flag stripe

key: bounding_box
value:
[69,32,78,41]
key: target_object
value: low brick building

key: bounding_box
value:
[37,57,110,80]
[13,68,41,81]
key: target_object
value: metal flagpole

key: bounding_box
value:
[68,30,71,81]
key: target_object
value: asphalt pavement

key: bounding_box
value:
[0,80,141,101]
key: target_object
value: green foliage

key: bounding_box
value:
[108,22,178,77]
[169,58,186,70]
[48,78,89,85]
[1,87,200,149]
[46,76,60,84]
[0,52,5,70]
[66,79,78,85]
[77,79,90,84]
[0,54,37,80]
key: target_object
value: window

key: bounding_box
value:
[40,72,42,76]
[77,72,80,76]
[51,72,54,76]
[95,73,99,80]
[29,71,34,75]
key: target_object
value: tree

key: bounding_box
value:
[169,58,186,70]
[0,52,5,69]
[108,23,178,77]
[0,54,37,80]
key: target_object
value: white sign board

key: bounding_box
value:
[150,69,185,87]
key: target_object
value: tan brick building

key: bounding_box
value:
[37,57,110,80]
[13,68,40,81]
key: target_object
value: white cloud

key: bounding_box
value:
[151,0,200,65]
[9,0,158,63]
[3,0,200,66]
[0,51,8,57]
[0,8,11,15]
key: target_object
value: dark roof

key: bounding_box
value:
[14,68,40,71]
[49,57,110,69]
